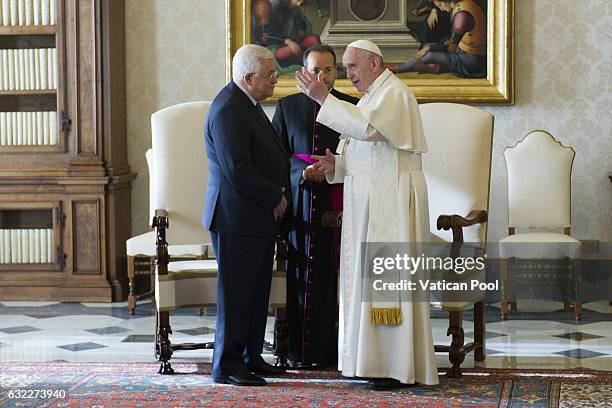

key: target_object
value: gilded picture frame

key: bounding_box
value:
[226,0,514,105]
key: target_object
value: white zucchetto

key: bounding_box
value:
[346,40,383,58]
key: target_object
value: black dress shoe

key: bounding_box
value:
[368,378,409,391]
[248,361,286,375]
[291,361,327,370]
[213,372,267,386]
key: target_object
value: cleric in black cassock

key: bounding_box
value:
[272,44,358,368]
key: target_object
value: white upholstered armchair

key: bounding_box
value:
[421,102,493,377]
[150,101,287,374]
[125,148,209,315]
[499,130,581,320]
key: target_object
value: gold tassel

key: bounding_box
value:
[370,307,403,326]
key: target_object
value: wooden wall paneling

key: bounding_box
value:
[105,184,131,300]
[56,0,68,154]
[71,198,102,274]
[101,0,133,300]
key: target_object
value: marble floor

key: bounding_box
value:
[0,299,611,372]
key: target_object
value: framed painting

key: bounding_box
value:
[226,0,514,104]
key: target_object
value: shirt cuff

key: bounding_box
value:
[325,154,345,184]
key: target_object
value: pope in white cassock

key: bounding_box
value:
[296,40,439,390]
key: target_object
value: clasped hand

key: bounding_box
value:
[302,165,326,183]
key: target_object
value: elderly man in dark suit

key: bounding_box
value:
[202,44,291,386]
[272,44,358,369]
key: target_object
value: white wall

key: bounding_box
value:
[125,0,611,242]
[125,0,226,231]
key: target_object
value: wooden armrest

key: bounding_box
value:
[437,210,488,244]
[152,209,169,275]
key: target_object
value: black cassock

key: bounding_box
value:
[273,89,359,367]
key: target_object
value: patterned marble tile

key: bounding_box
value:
[0,301,610,370]
[0,325,42,334]
[0,301,60,307]
[581,301,612,314]
[29,315,126,331]
[464,330,507,339]
[121,335,155,343]
[552,332,605,341]
[86,326,131,335]
[176,327,215,336]
[81,301,135,308]
[553,349,609,359]
[57,342,107,352]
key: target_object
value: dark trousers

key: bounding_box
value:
[211,231,275,378]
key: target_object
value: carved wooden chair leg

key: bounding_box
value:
[500,301,509,320]
[127,255,136,315]
[149,256,156,302]
[157,310,174,374]
[474,301,486,362]
[574,259,582,320]
[574,300,582,321]
[500,258,509,320]
[154,311,160,359]
[446,310,465,378]
[273,307,289,368]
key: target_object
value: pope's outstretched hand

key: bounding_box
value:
[296,67,329,105]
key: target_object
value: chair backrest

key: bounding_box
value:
[421,103,493,243]
[145,148,155,225]
[152,101,212,245]
[504,130,574,229]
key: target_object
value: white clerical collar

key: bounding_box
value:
[235,80,258,105]
[365,69,393,94]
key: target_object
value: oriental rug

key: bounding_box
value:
[0,362,610,407]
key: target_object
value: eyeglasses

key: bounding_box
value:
[309,67,335,75]
[252,70,278,81]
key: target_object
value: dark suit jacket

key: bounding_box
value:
[272,89,359,217]
[202,81,291,237]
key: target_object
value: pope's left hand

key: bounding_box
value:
[295,67,329,105]
[311,148,335,174]
[303,165,326,183]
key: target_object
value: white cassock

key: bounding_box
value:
[317,69,439,385]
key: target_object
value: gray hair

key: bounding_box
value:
[232,44,275,82]
[361,49,384,69]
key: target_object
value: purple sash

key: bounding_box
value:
[293,153,316,165]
